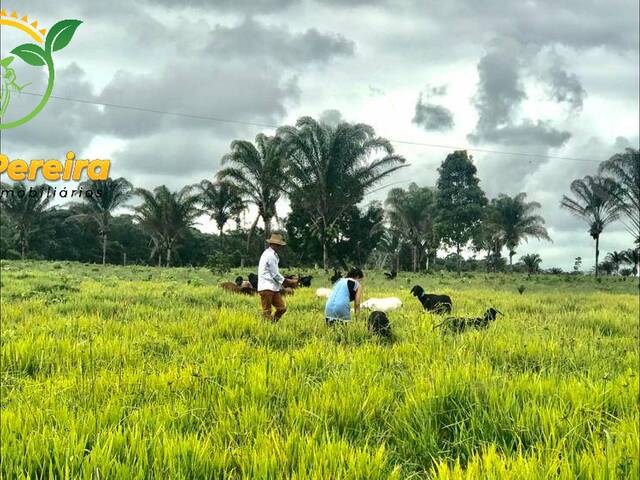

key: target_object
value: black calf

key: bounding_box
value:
[367,311,392,338]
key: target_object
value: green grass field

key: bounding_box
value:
[1,260,638,479]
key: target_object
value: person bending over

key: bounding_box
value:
[324,267,364,325]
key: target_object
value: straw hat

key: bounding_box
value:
[266,233,287,246]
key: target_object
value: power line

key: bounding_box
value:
[17,90,603,164]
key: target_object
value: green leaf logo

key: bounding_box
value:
[10,43,47,67]
[45,19,82,54]
[1,17,82,130]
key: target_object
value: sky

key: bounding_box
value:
[1,0,638,270]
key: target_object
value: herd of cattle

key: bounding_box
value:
[218,269,502,337]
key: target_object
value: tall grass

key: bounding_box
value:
[1,260,638,478]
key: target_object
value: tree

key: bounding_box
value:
[521,253,542,274]
[622,247,639,275]
[71,177,133,265]
[489,193,551,266]
[560,175,620,277]
[604,251,625,274]
[598,260,616,276]
[198,180,244,239]
[278,116,406,269]
[286,198,385,268]
[385,183,438,272]
[0,182,53,259]
[134,185,201,267]
[573,256,583,274]
[599,148,639,244]
[217,134,285,243]
[435,150,487,272]
[472,216,503,271]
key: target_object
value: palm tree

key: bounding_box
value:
[134,185,200,267]
[520,253,542,274]
[198,180,245,240]
[604,250,625,274]
[622,247,639,275]
[599,148,639,244]
[598,259,616,276]
[490,193,551,266]
[561,175,620,277]
[278,116,406,269]
[0,182,52,259]
[385,183,438,272]
[72,177,133,265]
[217,134,285,244]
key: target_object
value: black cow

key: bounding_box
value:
[434,308,502,334]
[410,285,452,314]
[329,269,342,284]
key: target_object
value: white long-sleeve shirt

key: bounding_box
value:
[257,247,285,292]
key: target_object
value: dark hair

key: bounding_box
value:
[346,267,364,279]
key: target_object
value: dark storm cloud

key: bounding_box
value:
[206,18,355,66]
[412,95,454,132]
[468,37,572,147]
[544,53,586,111]
[92,61,300,138]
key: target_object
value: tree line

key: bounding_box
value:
[1,116,638,276]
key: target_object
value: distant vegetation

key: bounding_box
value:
[1,115,638,277]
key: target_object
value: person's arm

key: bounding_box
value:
[268,254,285,285]
[354,285,362,320]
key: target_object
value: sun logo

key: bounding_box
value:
[0,10,81,129]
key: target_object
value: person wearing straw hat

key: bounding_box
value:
[257,233,296,322]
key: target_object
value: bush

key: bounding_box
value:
[206,252,234,275]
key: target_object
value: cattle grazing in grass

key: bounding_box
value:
[220,282,256,296]
[284,273,313,288]
[410,285,452,314]
[434,307,502,334]
[384,270,397,280]
[361,297,402,312]
[367,311,392,338]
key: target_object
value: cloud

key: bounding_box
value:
[92,61,299,138]
[205,18,355,66]
[468,37,571,147]
[544,52,586,111]
[145,0,300,14]
[319,109,345,126]
[324,0,639,52]
[412,95,454,131]
[1,63,102,153]
[426,84,448,96]
[472,120,572,147]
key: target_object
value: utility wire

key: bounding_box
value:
[17,90,603,164]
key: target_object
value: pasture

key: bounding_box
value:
[1,260,638,478]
